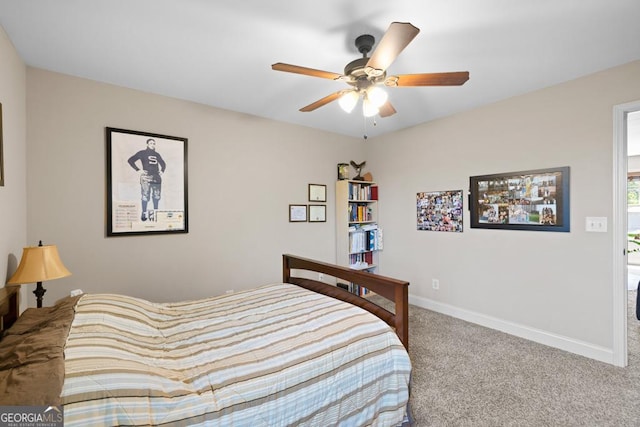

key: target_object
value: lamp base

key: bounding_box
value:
[33,282,46,308]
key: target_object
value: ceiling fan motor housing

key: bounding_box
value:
[355,34,375,56]
[344,34,386,90]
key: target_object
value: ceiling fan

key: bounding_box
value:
[272,22,469,118]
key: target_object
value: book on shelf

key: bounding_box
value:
[348,225,383,253]
[337,282,369,297]
[371,186,378,200]
[349,251,374,269]
[349,183,374,201]
[348,203,374,222]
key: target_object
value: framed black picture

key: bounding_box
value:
[106,127,188,236]
[469,166,570,232]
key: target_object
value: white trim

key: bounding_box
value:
[409,295,614,365]
[613,100,640,367]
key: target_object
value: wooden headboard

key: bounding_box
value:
[0,286,20,335]
[282,254,410,349]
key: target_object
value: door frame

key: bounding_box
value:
[613,100,640,367]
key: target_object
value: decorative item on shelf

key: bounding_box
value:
[363,172,373,182]
[337,163,349,180]
[350,160,366,181]
[7,240,72,308]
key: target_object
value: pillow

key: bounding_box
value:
[0,295,81,405]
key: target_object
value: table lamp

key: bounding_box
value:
[7,240,72,308]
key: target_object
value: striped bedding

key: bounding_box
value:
[61,283,412,426]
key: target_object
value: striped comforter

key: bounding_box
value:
[61,284,412,426]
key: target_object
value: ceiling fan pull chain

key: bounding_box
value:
[363,115,368,140]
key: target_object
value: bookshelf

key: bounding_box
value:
[335,180,382,296]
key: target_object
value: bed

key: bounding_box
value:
[0,254,411,426]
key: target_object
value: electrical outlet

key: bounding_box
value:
[432,279,440,290]
[225,289,234,294]
[318,273,324,281]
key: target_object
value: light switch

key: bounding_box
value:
[585,217,607,232]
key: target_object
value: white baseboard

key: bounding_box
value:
[409,294,615,365]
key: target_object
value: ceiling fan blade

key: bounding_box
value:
[385,71,470,87]
[365,22,420,76]
[300,91,344,112]
[378,101,397,118]
[272,62,343,80]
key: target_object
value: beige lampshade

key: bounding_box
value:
[7,245,72,284]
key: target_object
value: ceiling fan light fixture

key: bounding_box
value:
[367,86,388,108]
[362,98,379,117]
[338,91,359,113]
[272,22,469,119]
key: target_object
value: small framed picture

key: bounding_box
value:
[337,163,349,180]
[308,184,327,202]
[289,204,308,222]
[309,205,326,222]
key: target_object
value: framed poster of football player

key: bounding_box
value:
[106,127,188,236]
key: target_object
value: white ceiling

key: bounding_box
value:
[0,1,639,140]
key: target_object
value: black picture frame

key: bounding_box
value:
[308,184,327,202]
[469,166,570,232]
[106,127,188,236]
[309,205,327,222]
[337,163,349,180]
[289,204,307,222]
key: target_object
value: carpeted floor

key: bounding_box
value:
[399,290,640,426]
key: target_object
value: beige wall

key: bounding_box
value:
[368,60,640,361]
[0,26,27,304]
[26,68,363,304]
[17,51,640,364]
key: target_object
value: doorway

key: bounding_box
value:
[613,102,640,367]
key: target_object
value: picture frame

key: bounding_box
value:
[308,183,327,202]
[289,204,308,222]
[309,205,327,222]
[106,127,188,236]
[0,102,4,187]
[337,163,349,180]
[417,190,463,232]
[469,166,570,232]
